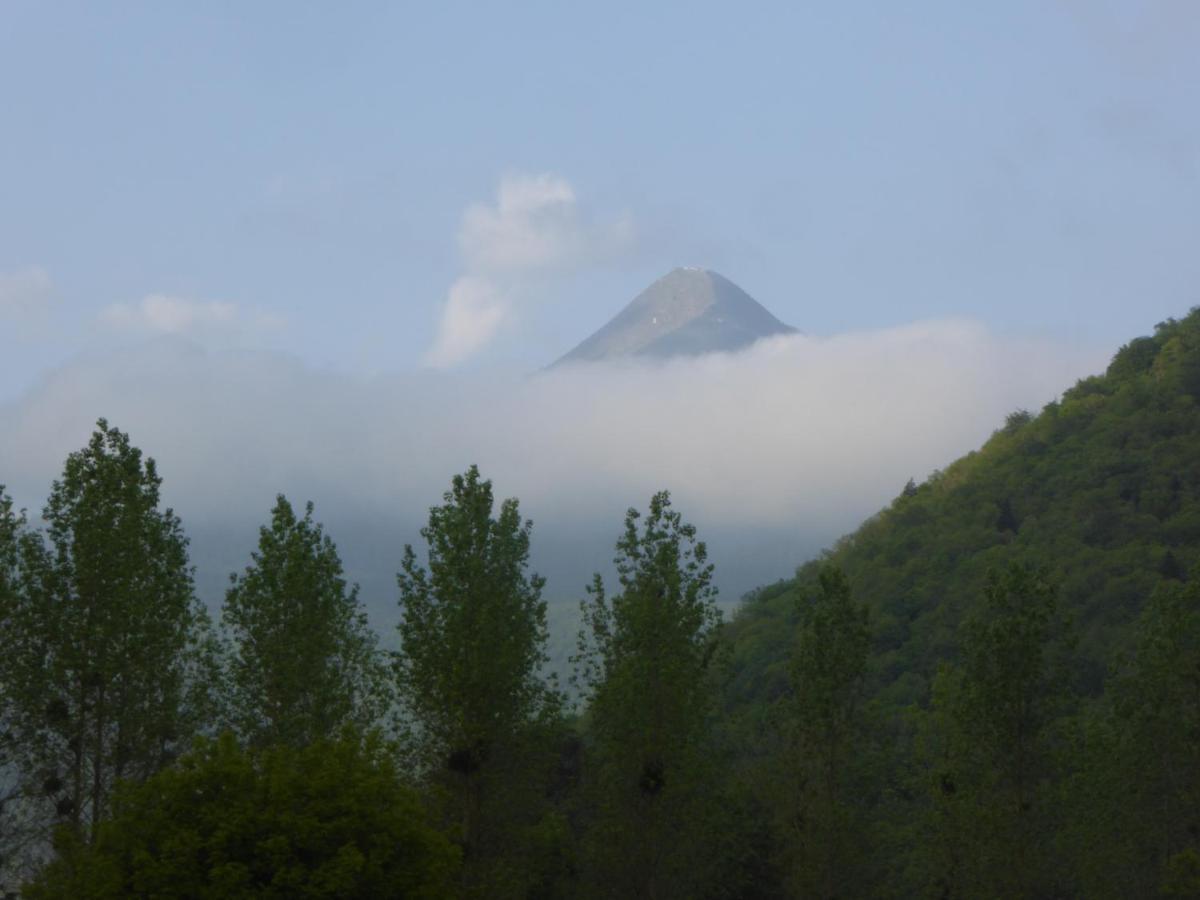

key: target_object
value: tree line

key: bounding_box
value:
[2,418,1197,898]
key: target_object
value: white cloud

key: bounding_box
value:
[427,173,634,368]
[0,267,53,318]
[461,173,580,273]
[0,321,1107,613]
[103,295,236,334]
[101,294,284,337]
[424,277,510,368]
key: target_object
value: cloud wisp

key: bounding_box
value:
[101,294,285,339]
[426,173,633,368]
[424,278,510,369]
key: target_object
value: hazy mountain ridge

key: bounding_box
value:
[553,267,796,365]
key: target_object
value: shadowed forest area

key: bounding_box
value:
[3,310,1200,899]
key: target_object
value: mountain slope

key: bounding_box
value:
[553,267,795,365]
[725,308,1200,709]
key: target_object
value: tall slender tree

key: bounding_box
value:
[0,487,20,621]
[1067,579,1200,897]
[396,466,562,898]
[779,565,873,898]
[920,564,1074,898]
[573,490,724,899]
[0,421,213,841]
[221,495,391,749]
[0,489,42,891]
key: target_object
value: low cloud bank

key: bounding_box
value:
[0,321,1106,623]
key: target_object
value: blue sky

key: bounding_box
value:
[3,0,1198,397]
[1,2,1198,611]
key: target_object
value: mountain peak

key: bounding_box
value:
[553,268,795,365]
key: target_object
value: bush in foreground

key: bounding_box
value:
[24,732,458,899]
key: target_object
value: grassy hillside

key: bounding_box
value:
[726,308,1200,710]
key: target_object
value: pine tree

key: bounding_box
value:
[221,495,391,748]
[0,421,213,841]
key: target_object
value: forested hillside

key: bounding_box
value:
[728,308,1200,709]
[717,308,1200,896]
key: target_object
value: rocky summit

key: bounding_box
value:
[552,267,796,365]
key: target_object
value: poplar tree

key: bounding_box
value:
[221,495,391,749]
[0,421,212,841]
[0,489,41,890]
[396,466,562,897]
[574,490,724,899]
[921,564,1074,898]
[1068,579,1200,897]
[780,565,873,898]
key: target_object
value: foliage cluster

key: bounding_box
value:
[24,734,458,900]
